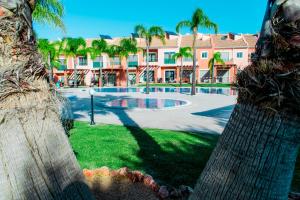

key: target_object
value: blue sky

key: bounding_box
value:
[34,0,267,40]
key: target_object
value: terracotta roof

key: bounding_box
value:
[211,34,248,48]
[180,35,212,48]
[243,34,258,48]
[136,37,178,48]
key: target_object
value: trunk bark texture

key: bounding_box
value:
[0,3,94,199]
[180,58,183,87]
[191,30,197,95]
[146,45,150,94]
[190,104,300,200]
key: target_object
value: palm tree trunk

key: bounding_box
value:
[211,59,215,84]
[0,6,94,200]
[146,45,150,94]
[73,57,78,88]
[99,68,102,87]
[191,30,197,95]
[180,57,183,87]
[190,104,300,200]
[48,54,53,83]
[126,61,129,87]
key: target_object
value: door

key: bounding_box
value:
[128,73,136,86]
[165,70,175,83]
[217,70,230,83]
[106,74,116,86]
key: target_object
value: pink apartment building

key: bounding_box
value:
[53,33,258,87]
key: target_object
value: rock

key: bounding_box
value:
[158,186,169,199]
[94,166,110,176]
[83,169,94,177]
[118,167,129,176]
[179,185,194,196]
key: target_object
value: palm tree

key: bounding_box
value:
[37,39,62,83]
[176,8,218,95]
[106,44,121,69]
[0,1,94,198]
[62,37,87,87]
[172,47,193,87]
[190,1,300,199]
[119,38,139,87]
[208,52,225,83]
[33,0,65,31]
[134,25,165,94]
[87,39,107,87]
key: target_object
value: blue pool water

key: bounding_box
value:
[94,87,237,96]
[104,98,188,109]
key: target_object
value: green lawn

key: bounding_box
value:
[70,121,300,191]
[137,83,232,88]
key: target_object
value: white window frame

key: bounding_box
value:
[201,51,209,59]
[147,52,157,62]
[78,56,88,66]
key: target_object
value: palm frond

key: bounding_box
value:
[176,20,192,33]
[32,0,65,31]
[134,25,147,38]
[149,26,166,45]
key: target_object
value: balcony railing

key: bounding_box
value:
[93,62,104,68]
[164,59,176,64]
[128,61,138,67]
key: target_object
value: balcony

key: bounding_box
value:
[57,65,67,71]
[164,59,176,65]
[93,61,104,68]
[128,61,138,67]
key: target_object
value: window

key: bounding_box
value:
[128,55,138,67]
[58,58,67,70]
[93,56,103,68]
[78,56,87,66]
[164,52,176,64]
[183,56,193,62]
[111,57,120,65]
[201,52,208,59]
[237,52,243,58]
[148,53,157,62]
[220,52,230,62]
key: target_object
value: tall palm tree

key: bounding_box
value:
[190,1,300,199]
[0,0,94,198]
[119,38,139,87]
[176,8,218,95]
[87,39,107,87]
[134,25,165,94]
[37,39,62,83]
[172,47,193,87]
[33,0,65,31]
[208,52,225,83]
[62,37,87,88]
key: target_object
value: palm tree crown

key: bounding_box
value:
[119,38,139,59]
[61,37,87,57]
[172,47,193,60]
[134,25,166,46]
[87,39,108,60]
[176,8,218,36]
[37,39,61,68]
[208,52,225,70]
[33,0,65,31]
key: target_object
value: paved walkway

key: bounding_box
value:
[61,88,237,134]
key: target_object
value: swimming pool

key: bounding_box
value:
[94,87,237,95]
[103,98,188,109]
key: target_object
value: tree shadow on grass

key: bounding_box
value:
[66,94,219,187]
[107,106,219,187]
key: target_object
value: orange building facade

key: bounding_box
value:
[53,33,258,87]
